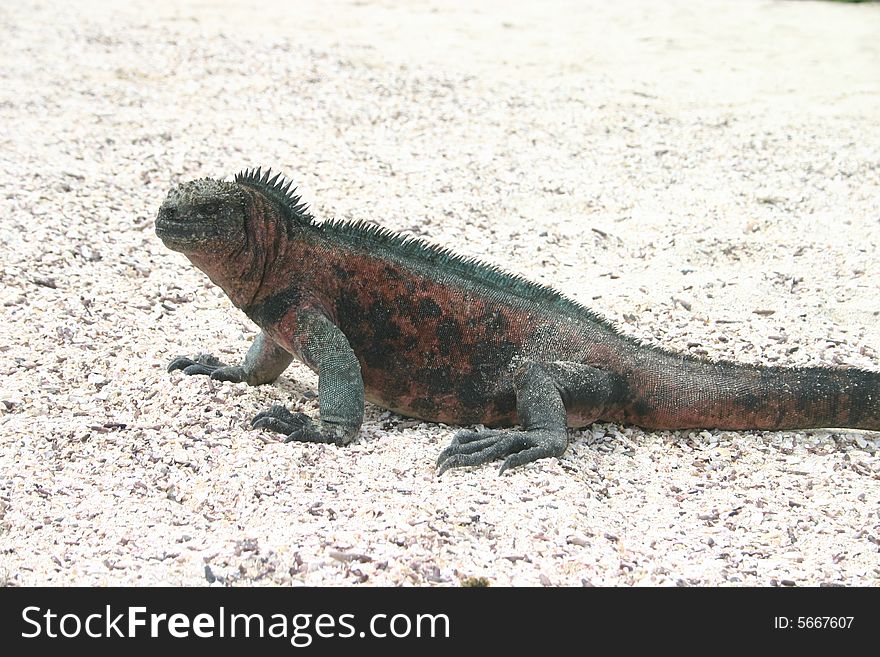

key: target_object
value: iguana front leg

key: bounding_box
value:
[437,362,616,475]
[251,310,365,446]
[168,331,293,385]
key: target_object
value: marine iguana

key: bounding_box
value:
[155,167,879,474]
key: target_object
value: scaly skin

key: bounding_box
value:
[155,168,880,474]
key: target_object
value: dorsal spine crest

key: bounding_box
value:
[234,167,314,226]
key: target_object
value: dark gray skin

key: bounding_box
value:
[156,169,880,474]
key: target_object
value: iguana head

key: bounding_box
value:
[155,178,249,254]
[156,168,312,254]
[156,168,313,309]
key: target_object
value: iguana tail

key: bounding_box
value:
[626,355,880,431]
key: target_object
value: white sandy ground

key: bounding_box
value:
[1,0,879,586]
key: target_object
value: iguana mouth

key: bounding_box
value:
[155,207,218,246]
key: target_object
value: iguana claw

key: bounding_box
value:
[167,354,245,382]
[251,404,351,445]
[436,428,567,476]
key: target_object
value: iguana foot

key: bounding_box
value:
[167,353,246,382]
[436,428,568,475]
[251,404,350,445]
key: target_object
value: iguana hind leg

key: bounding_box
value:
[437,361,615,475]
[168,331,293,385]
